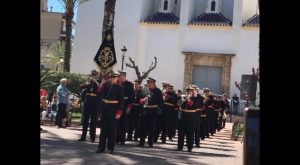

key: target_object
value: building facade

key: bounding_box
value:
[71,0,259,97]
[40,0,76,70]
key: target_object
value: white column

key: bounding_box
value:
[233,0,243,28]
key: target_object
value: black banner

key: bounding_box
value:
[94,30,117,74]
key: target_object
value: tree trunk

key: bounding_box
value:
[63,0,75,72]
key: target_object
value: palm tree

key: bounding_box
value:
[42,41,65,71]
[58,0,80,72]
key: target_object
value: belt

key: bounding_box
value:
[124,97,128,99]
[181,109,197,113]
[86,93,97,96]
[164,102,175,107]
[102,99,119,104]
[144,105,158,108]
[132,103,141,106]
[201,115,207,117]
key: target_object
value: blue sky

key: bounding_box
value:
[47,0,78,20]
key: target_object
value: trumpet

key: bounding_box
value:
[177,94,191,106]
[143,94,150,108]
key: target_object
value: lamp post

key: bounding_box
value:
[60,56,64,72]
[121,46,127,71]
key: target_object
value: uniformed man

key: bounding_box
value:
[214,95,225,132]
[96,72,124,154]
[154,83,171,143]
[78,70,101,142]
[127,79,143,141]
[205,93,216,136]
[137,77,163,148]
[192,86,204,148]
[165,84,179,142]
[116,71,134,145]
[222,94,230,129]
[200,89,209,140]
[177,86,198,152]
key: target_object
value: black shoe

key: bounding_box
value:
[91,139,95,143]
[107,150,114,154]
[126,137,133,141]
[195,145,200,148]
[176,148,182,151]
[120,142,125,145]
[188,149,192,152]
[162,140,166,144]
[134,138,138,142]
[148,145,153,148]
[169,138,173,142]
[78,138,86,141]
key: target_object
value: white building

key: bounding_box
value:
[71,0,259,97]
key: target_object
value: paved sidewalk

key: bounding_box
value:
[41,123,243,165]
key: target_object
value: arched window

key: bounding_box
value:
[211,1,216,11]
[164,0,168,10]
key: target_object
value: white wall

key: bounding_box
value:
[72,0,259,95]
[72,0,142,82]
[114,0,143,82]
[71,0,104,74]
[230,29,259,98]
[142,27,184,89]
[183,28,235,54]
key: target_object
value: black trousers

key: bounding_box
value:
[207,110,216,135]
[116,113,127,143]
[98,109,118,151]
[127,106,142,140]
[81,104,98,140]
[167,110,177,139]
[55,103,67,127]
[154,114,167,142]
[177,116,196,150]
[200,115,208,139]
[140,111,157,146]
[222,118,226,128]
[194,113,201,146]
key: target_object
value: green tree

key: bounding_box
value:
[40,69,57,89]
[41,70,87,95]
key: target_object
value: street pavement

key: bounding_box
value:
[41,123,243,165]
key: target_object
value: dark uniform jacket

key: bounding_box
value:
[121,80,134,111]
[100,81,124,115]
[81,81,101,106]
[180,96,199,120]
[142,87,164,116]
